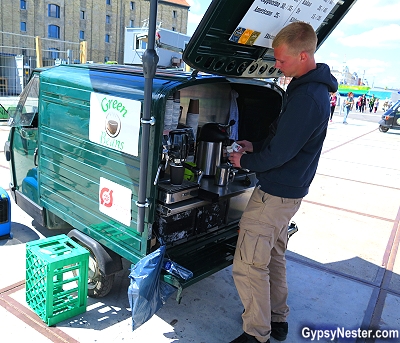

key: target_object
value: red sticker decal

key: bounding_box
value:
[100,187,114,208]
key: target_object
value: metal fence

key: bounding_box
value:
[0,31,82,97]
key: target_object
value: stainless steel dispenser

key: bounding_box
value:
[195,121,233,176]
[196,141,222,176]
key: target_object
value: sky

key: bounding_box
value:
[185,0,400,90]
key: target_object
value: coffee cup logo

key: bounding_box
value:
[105,113,121,138]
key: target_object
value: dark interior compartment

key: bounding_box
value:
[232,83,282,142]
[153,198,228,245]
[153,208,196,244]
[178,81,283,143]
[195,198,228,234]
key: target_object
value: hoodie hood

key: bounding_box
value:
[288,63,338,94]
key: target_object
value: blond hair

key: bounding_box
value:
[272,22,317,56]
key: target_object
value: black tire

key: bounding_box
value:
[71,244,115,298]
[87,250,115,298]
[379,125,389,133]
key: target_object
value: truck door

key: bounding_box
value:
[7,73,40,203]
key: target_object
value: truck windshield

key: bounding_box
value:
[391,100,400,111]
[8,74,39,127]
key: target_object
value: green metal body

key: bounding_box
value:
[10,64,188,263]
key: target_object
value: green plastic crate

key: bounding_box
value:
[25,234,89,326]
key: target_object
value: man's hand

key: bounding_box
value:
[228,140,253,168]
[236,140,253,153]
[228,152,243,168]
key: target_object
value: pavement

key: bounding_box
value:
[0,108,399,343]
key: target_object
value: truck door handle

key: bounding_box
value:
[20,128,28,139]
[34,147,38,166]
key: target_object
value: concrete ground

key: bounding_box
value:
[0,109,399,343]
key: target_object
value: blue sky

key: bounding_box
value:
[186,0,400,89]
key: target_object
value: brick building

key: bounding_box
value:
[0,0,190,64]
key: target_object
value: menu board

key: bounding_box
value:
[229,0,338,48]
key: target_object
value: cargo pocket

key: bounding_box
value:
[236,218,273,269]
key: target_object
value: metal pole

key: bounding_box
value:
[136,0,159,234]
[67,49,72,64]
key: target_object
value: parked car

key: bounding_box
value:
[379,99,400,132]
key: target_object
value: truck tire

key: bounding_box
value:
[379,125,389,132]
[67,229,122,298]
[87,248,115,298]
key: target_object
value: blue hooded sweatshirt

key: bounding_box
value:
[240,63,338,198]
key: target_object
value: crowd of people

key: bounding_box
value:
[329,91,389,124]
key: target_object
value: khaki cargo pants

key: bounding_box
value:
[233,186,302,342]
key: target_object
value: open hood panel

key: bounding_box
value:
[183,0,357,78]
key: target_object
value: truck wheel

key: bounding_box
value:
[87,250,115,298]
[379,125,389,132]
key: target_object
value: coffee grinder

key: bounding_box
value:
[167,128,195,185]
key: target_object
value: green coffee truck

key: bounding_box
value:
[3,0,356,299]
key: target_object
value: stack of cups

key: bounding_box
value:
[185,98,200,139]
[164,95,174,131]
[171,91,181,130]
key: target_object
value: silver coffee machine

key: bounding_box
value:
[195,121,233,176]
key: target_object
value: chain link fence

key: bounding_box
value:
[0,31,83,98]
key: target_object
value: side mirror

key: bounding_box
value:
[4,141,11,161]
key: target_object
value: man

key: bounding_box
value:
[369,95,375,113]
[228,22,338,343]
[343,91,354,124]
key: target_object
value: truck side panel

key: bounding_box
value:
[36,66,169,263]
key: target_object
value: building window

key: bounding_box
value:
[20,0,26,10]
[79,31,85,40]
[105,34,110,43]
[48,25,60,39]
[106,15,111,24]
[135,36,146,49]
[80,10,85,19]
[49,48,59,60]
[21,22,27,31]
[48,4,60,18]
[173,10,177,18]
[106,0,111,5]
[130,2,135,10]
[129,19,134,27]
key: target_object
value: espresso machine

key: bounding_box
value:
[155,128,203,205]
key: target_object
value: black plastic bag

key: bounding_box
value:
[128,245,176,330]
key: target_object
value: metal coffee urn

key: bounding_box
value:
[195,122,232,176]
